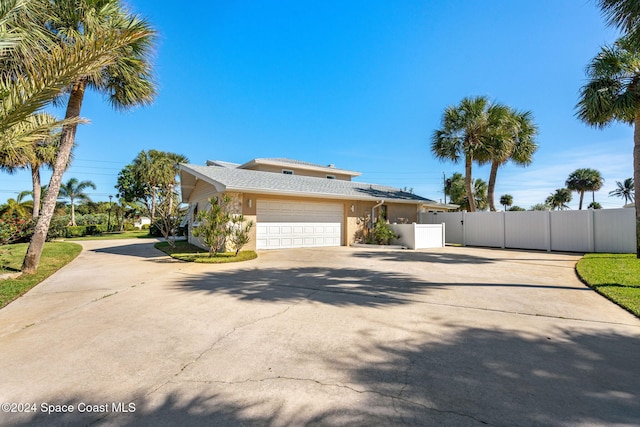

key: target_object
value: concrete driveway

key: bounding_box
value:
[1,240,639,426]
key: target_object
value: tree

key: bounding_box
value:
[565,168,604,210]
[445,172,488,211]
[0,0,151,156]
[432,96,509,212]
[58,178,96,226]
[192,196,233,257]
[588,201,603,209]
[486,109,538,211]
[0,113,63,219]
[130,150,188,221]
[0,191,33,218]
[508,206,525,211]
[577,35,640,256]
[609,177,635,204]
[530,203,551,211]
[21,0,157,274]
[153,187,181,248]
[229,216,254,256]
[546,188,572,211]
[500,194,513,211]
[597,0,640,48]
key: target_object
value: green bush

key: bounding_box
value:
[123,222,135,231]
[141,224,150,230]
[47,216,69,240]
[369,220,397,245]
[66,226,87,237]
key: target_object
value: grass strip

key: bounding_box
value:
[155,241,257,263]
[576,253,640,318]
[59,230,155,241]
[0,242,82,309]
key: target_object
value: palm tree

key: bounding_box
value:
[565,168,604,210]
[22,0,157,274]
[58,178,96,226]
[432,96,509,212]
[0,113,63,219]
[500,194,513,211]
[486,109,538,211]
[131,150,188,221]
[0,191,33,218]
[609,178,635,204]
[0,0,150,152]
[598,1,640,47]
[546,188,572,211]
[577,36,640,257]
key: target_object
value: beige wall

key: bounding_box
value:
[246,164,352,181]
[187,183,421,250]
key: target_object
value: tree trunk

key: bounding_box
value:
[70,200,76,226]
[578,191,584,210]
[635,115,640,258]
[22,80,87,274]
[30,165,41,218]
[488,161,499,211]
[465,155,476,212]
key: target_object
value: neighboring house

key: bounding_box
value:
[180,158,456,250]
[133,216,151,229]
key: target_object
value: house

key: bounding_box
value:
[179,158,455,250]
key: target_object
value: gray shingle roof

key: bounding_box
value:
[181,163,437,204]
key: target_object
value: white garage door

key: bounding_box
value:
[256,200,343,250]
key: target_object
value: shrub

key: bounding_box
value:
[66,226,87,238]
[47,215,69,240]
[0,214,32,245]
[141,224,150,230]
[369,220,397,245]
[123,222,135,231]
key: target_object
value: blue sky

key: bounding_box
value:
[1,0,634,209]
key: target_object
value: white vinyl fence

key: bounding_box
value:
[419,208,635,253]
[390,223,445,249]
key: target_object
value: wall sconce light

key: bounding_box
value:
[247,199,252,208]
[350,205,355,212]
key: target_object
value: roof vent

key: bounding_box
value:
[328,164,335,168]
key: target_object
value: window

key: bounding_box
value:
[282,169,294,175]
[326,175,336,179]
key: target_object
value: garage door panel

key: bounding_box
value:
[257,200,343,250]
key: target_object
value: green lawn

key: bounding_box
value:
[576,253,640,317]
[0,242,82,309]
[155,241,257,263]
[59,230,155,241]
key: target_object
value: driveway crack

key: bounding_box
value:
[174,376,492,425]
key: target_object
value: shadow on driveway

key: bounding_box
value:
[13,327,640,426]
[171,266,592,308]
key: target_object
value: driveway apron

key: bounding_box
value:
[0,240,639,426]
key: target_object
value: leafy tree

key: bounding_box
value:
[58,178,96,226]
[565,168,604,210]
[530,203,551,211]
[546,188,572,211]
[508,206,525,211]
[432,96,509,212]
[119,150,188,221]
[486,109,538,211]
[500,194,513,211]
[153,188,181,248]
[192,196,232,256]
[0,191,33,218]
[609,177,635,204]
[588,201,603,209]
[21,0,157,274]
[576,36,640,256]
[228,216,254,255]
[445,172,488,211]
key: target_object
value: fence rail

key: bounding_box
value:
[419,208,635,253]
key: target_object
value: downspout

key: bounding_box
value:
[372,200,385,224]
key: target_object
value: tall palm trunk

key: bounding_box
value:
[635,114,640,258]
[22,80,86,274]
[30,164,41,218]
[70,197,76,226]
[578,191,585,210]
[465,155,477,212]
[488,161,499,211]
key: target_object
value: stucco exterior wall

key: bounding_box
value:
[187,182,424,250]
[245,164,353,181]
